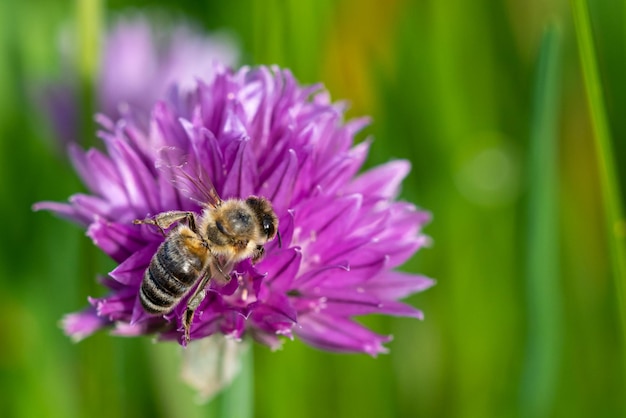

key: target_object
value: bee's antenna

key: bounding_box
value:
[277,230,282,248]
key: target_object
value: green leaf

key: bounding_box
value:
[571,0,626,375]
[519,22,563,418]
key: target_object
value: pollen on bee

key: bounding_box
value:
[180,227,208,256]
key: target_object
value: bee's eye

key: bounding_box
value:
[216,220,227,235]
[262,215,275,238]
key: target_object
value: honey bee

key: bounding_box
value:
[133,173,279,343]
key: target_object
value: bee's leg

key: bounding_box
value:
[251,245,265,264]
[182,261,231,343]
[211,257,232,283]
[133,211,197,235]
[183,273,212,344]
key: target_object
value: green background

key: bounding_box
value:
[1,0,624,417]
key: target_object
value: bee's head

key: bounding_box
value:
[245,196,279,242]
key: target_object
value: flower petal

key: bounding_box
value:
[61,308,111,342]
[296,314,391,356]
[361,272,436,300]
[109,243,159,286]
[32,201,87,225]
[344,160,411,199]
[87,218,148,263]
[221,138,258,198]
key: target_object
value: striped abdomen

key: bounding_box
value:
[140,237,206,314]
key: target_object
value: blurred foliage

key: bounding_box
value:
[0,0,624,417]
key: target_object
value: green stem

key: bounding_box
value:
[219,344,254,418]
[571,0,626,368]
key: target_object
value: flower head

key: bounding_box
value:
[35,65,433,356]
[40,14,239,146]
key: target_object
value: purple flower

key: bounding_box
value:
[36,65,434,356]
[40,14,239,146]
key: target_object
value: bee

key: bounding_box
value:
[133,174,279,344]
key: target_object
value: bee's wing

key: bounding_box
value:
[180,334,248,403]
[156,146,223,208]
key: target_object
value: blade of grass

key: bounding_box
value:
[76,0,102,148]
[571,0,626,376]
[519,23,563,418]
[73,2,123,417]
